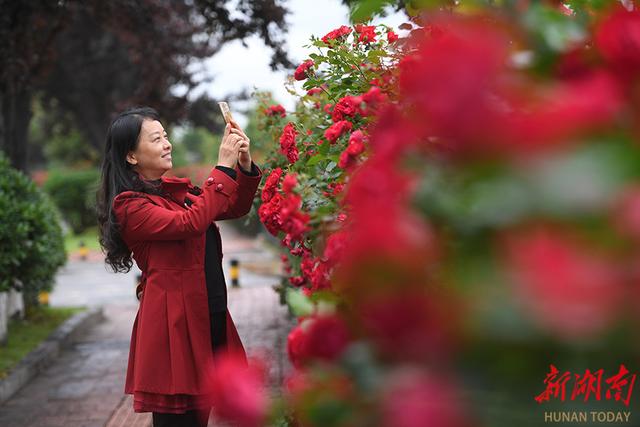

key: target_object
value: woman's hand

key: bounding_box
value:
[217,123,244,168]
[229,119,252,171]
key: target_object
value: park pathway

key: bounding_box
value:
[0,223,295,427]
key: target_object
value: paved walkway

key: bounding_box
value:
[0,223,295,427]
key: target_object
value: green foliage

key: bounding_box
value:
[43,168,100,234]
[0,152,66,304]
[44,128,99,168]
[28,100,99,169]
[64,226,100,253]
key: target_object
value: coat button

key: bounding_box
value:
[206,177,214,185]
[216,183,224,191]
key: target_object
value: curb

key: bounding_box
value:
[0,305,105,405]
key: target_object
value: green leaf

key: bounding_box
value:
[306,155,324,166]
[349,0,389,23]
[286,287,314,317]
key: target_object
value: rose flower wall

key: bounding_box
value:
[205,2,640,426]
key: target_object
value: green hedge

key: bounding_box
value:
[0,152,66,306]
[43,169,100,234]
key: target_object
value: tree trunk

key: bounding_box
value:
[0,85,32,172]
[0,292,8,346]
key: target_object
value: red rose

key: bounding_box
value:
[331,95,361,122]
[264,104,286,118]
[338,150,355,170]
[355,24,377,43]
[261,167,282,202]
[300,252,316,278]
[258,194,283,236]
[279,122,299,164]
[387,30,399,43]
[294,60,314,80]
[310,261,331,291]
[288,276,306,287]
[306,87,323,96]
[323,120,353,143]
[278,194,310,242]
[338,130,366,169]
[321,25,353,44]
[346,130,365,156]
[323,230,348,266]
[287,322,308,368]
[282,173,298,194]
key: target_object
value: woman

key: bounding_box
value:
[97,106,262,427]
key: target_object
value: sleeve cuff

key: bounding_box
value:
[238,161,260,177]
[215,165,238,180]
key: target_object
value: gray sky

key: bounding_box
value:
[191,0,406,126]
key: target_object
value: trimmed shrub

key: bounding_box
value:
[0,152,66,306]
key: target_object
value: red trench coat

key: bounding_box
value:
[112,163,262,399]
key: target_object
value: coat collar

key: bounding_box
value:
[160,175,192,202]
[138,173,192,203]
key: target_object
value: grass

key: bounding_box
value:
[0,305,86,379]
[64,226,100,254]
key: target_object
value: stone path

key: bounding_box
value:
[0,223,295,427]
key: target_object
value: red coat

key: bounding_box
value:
[112,164,262,396]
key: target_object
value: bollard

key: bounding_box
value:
[38,291,49,306]
[230,259,240,287]
[78,241,89,261]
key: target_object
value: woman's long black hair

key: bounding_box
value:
[97,106,164,273]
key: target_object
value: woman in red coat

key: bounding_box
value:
[97,106,262,426]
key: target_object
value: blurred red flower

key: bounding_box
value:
[613,185,640,240]
[287,315,351,368]
[397,16,622,159]
[503,228,625,340]
[358,291,455,361]
[264,104,286,118]
[381,369,468,427]
[595,7,640,80]
[360,86,387,115]
[206,352,269,427]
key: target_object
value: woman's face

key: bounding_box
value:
[126,119,172,180]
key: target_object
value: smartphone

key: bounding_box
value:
[218,101,233,124]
